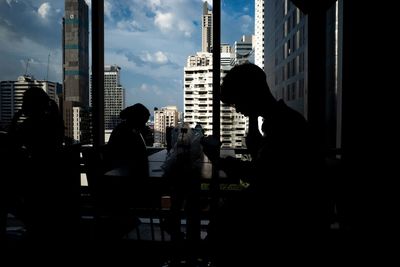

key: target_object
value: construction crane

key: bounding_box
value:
[24,58,31,76]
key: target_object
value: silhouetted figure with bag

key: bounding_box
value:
[204,63,328,265]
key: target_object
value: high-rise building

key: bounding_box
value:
[184,52,247,148]
[255,0,265,69]
[264,0,307,115]
[63,0,89,142]
[0,76,61,130]
[104,65,124,131]
[183,2,250,148]
[154,106,179,147]
[90,65,125,131]
[234,35,255,65]
[264,0,341,149]
[221,44,234,66]
[184,52,213,136]
[202,1,213,53]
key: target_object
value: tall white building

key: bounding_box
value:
[184,52,213,136]
[0,75,61,130]
[184,52,247,148]
[90,65,125,131]
[255,0,265,69]
[154,106,179,147]
[202,1,213,53]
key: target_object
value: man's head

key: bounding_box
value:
[220,63,273,116]
[22,86,51,117]
[120,103,150,129]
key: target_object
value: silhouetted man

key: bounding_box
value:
[205,63,328,265]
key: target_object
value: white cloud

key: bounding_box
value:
[104,0,112,19]
[116,20,143,31]
[38,2,51,19]
[154,51,168,64]
[138,84,162,96]
[135,51,171,66]
[154,10,194,37]
[240,15,253,33]
[140,84,150,92]
[177,21,193,37]
[154,12,174,33]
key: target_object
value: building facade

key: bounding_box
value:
[154,106,179,147]
[234,35,255,65]
[264,0,307,115]
[184,52,213,137]
[0,76,61,130]
[184,52,247,148]
[90,65,125,131]
[202,1,213,53]
[255,0,265,69]
[63,0,89,142]
[264,0,341,149]
[104,65,124,130]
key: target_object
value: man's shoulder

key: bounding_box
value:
[275,100,308,128]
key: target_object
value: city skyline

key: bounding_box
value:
[0,0,255,112]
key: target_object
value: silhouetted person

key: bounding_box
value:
[204,63,328,265]
[96,103,152,239]
[107,103,150,178]
[161,123,205,248]
[8,86,64,242]
[166,126,174,153]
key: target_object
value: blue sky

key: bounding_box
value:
[0,0,254,112]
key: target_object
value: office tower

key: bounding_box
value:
[154,106,179,147]
[202,1,213,53]
[234,35,255,65]
[255,0,265,69]
[264,0,307,115]
[0,76,62,130]
[63,0,89,142]
[264,0,340,149]
[90,65,125,131]
[104,65,124,131]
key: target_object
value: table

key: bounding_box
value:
[103,149,244,243]
[104,149,226,180]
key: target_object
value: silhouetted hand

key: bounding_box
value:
[201,136,221,163]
